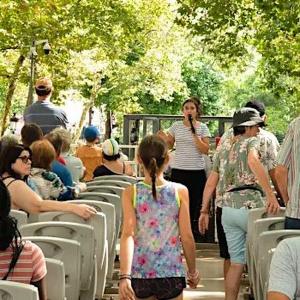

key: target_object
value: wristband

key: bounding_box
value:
[187,270,199,279]
[200,209,209,214]
[119,274,132,280]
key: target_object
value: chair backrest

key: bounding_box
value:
[45,258,65,300]
[92,175,137,184]
[67,200,115,261]
[10,209,28,227]
[256,230,300,300]
[78,192,121,236]
[20,221,95,290]
[86,179,130,188]
[33,212,107,298]
[86,185,124,199]
[23,236,81,300]
[0,281,39,300]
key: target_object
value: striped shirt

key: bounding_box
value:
[169,121,211,170]
[24,100,68,135]
[277,117,300,218]
[0,241,47,283]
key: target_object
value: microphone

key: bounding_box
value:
[188,114,196,134]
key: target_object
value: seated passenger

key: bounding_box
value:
[21,123,43,148]
[0,179,47,300]
[93,138,134,178]
[45,132,86,196]
[30,140,69,200]
[268,237,300,300]
[0,144,96,219]
[51,128,84,183]
[76,126,102,181]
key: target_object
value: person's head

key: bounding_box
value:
[244,100,266,120]
[45,131,63,157]
[84,126,100,143]
[182,96,202,120]
[232,107,264,137]
[0,135,19,155]
[0,144,32,179]
[137,135,169,200]
[35,77,53,99]
[51,128,72,153]
[21,123,43,147]
[0,180,24,278]
[31,140,56,170]
[102,138,120,161]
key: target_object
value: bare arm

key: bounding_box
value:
[267,292,290,300]
[32,278,47,300]
[199,171,219,234]
[7,180,96,219]
[274,165,289,204]
[193,135,209,155]
[119,186,136,300]
[248,150,280,214]
[157,130,175,149]
[178,186,196,273]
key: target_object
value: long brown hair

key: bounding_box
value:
[182,96,202,120]
[138,135,168,200]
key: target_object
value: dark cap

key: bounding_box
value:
[244,100,265,117]
[233,107,265,127]
[84,126,100,141]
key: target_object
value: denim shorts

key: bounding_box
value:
[131,277,186,300]
[222,206,249,264]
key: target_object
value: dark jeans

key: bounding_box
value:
[285,216,300,229]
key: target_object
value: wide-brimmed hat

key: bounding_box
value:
[232,107,265,127]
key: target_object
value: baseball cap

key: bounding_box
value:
[232,107,265,127]
[102,138,119,156]
[84,126,100,141]
[35,77,53,91]
[244,100,265,117]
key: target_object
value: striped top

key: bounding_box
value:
[168,121,211,170]
[24,100,68,135]
[0,241,47,283]
[277,117,300,218]
[131,181,185,278]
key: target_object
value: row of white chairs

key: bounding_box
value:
[246,207,300,300]
[5,175,137,300]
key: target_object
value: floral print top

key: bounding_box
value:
[213,136,265,209]
[131,181,185,278]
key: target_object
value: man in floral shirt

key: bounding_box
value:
[199,107,279,300]
[202,100,280,281]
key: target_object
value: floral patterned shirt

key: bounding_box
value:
[213,136,265,209]
[131,181,186,278]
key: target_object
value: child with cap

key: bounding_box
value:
[75,126,103,181]
[93,138,134,178]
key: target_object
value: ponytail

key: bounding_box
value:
[149,158,157,200]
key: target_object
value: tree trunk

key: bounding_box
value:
[105,110,112,139]
[0,54,25,136]
[72,73,101,144]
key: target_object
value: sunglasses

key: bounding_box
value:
[17,156,31,164]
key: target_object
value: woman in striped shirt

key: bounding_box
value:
[158,97,211,241]
[0,180,47,299]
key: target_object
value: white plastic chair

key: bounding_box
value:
[67,200,116,279]
[86,185,124,199]
[256,230,300,300]
[86,179,130,188]
[10,209,28,227]
[23,236,81,300]
[0,281,39,300]
[45,258,66,300]
[92,175,137,184]
[34,212,107,299]
[20,221,95,291]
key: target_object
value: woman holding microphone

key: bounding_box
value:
[158,97,210,241]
